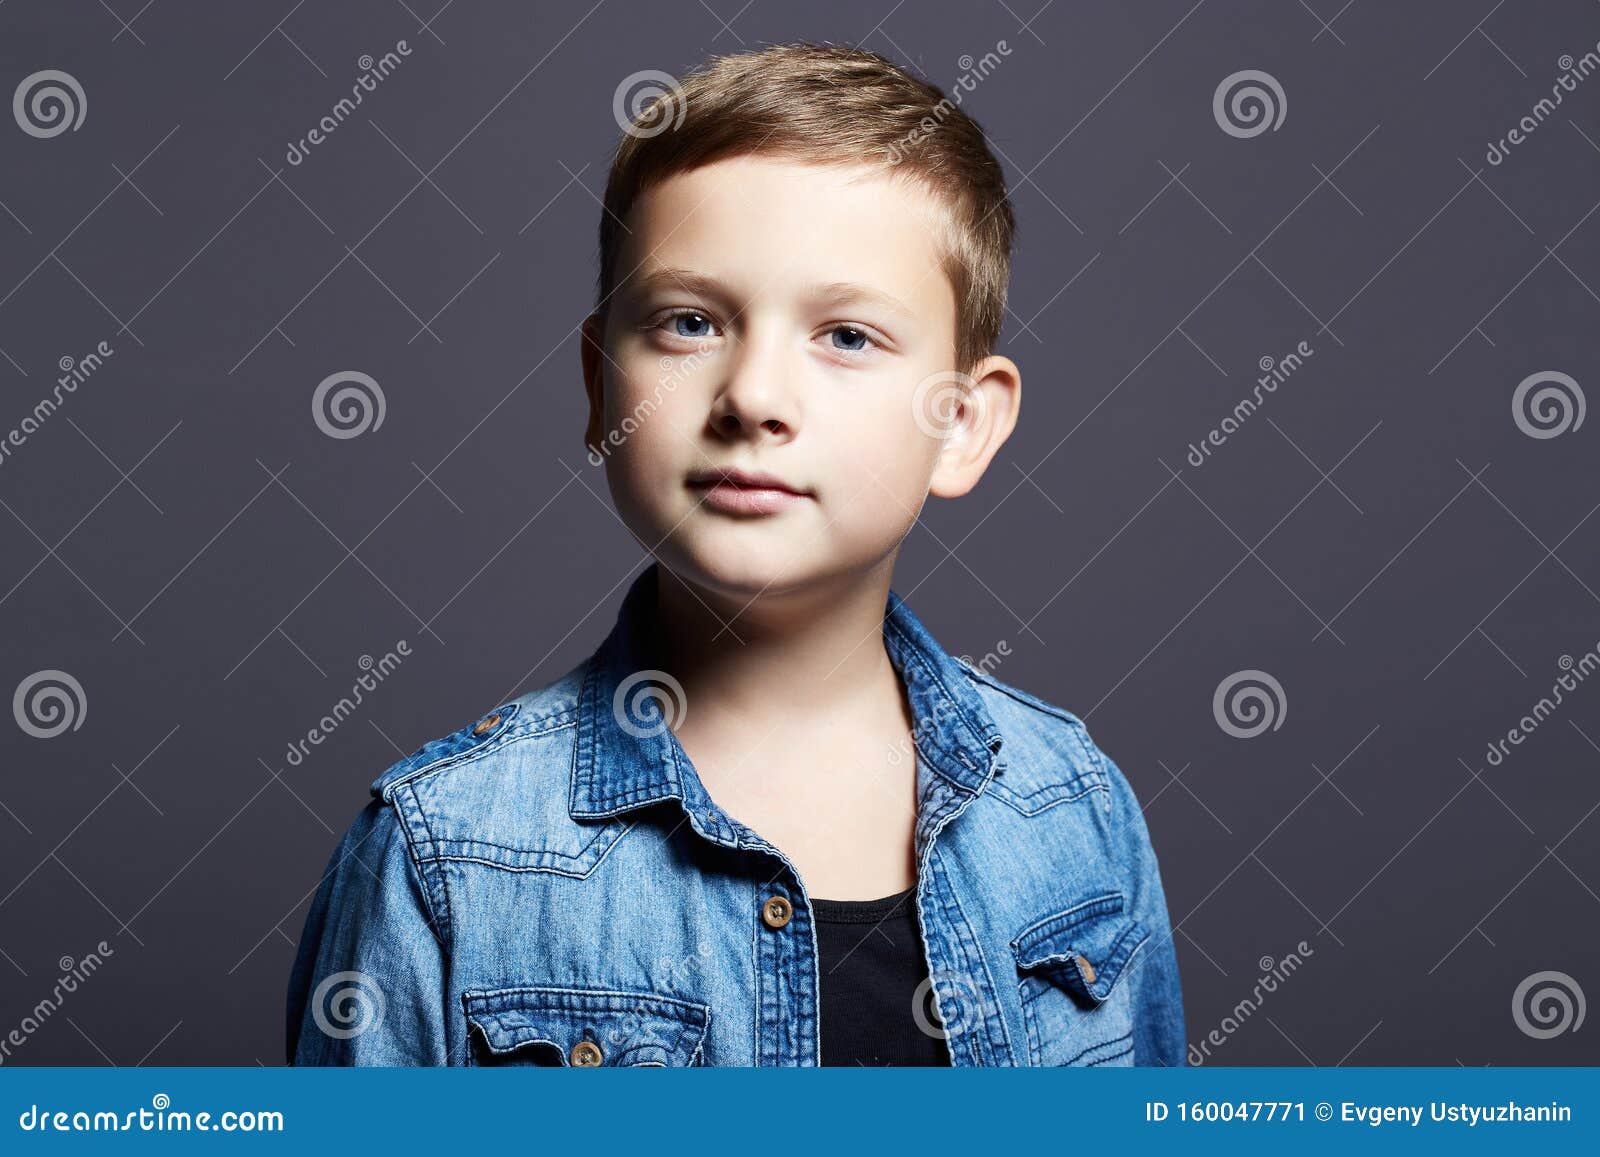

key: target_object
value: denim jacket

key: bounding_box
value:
[286,563,1185,1066]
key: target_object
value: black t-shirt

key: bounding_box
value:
[811,884,952,1066]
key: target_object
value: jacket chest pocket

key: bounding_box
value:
[463,986,711,1066]
[1010,891,1148,1066]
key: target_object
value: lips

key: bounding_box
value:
[686,467,811,516]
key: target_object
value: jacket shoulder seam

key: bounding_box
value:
[375,710,579,800]
[961,666,1105,773]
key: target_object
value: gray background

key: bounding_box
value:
[1,0,1597,1066]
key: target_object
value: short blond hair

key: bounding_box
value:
[597,43,1016,373]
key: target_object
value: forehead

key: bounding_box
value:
[617,155,955,319]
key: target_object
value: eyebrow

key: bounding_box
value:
[623,268,918,322]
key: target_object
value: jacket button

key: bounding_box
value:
[1076,954,1097,985]
[570,1040,603,1066]
[761,896,792,928]
[472,713,501,736]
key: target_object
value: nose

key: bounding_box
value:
[707,329,800,443]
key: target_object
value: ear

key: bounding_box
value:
[580,312,608,460]
[927,354,1021,499]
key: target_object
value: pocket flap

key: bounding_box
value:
[463,986,711,1066]
[1010,891,1148,1004]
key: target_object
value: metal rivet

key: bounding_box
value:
[472,713,501,736]
[570,1040,603,1066]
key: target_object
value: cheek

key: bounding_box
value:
[605,371,695,461]
[821,396,941,509]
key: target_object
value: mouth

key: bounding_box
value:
[686,467,812,516]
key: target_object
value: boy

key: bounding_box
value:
[287,42,1184,1067]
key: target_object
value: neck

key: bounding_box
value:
[653,557,903,724]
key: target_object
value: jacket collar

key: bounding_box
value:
[569,562,1003,822]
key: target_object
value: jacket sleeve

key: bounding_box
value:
[1101,750,1187,1066]
[285,797,451,1065]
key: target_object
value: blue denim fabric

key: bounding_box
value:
[286,563,1185,1066]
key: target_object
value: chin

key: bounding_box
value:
[655,532,821,600]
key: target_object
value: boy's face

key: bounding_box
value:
[582,155,1018,602]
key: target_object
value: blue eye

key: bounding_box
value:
[668,312,715,339]
[829,326,871,352]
